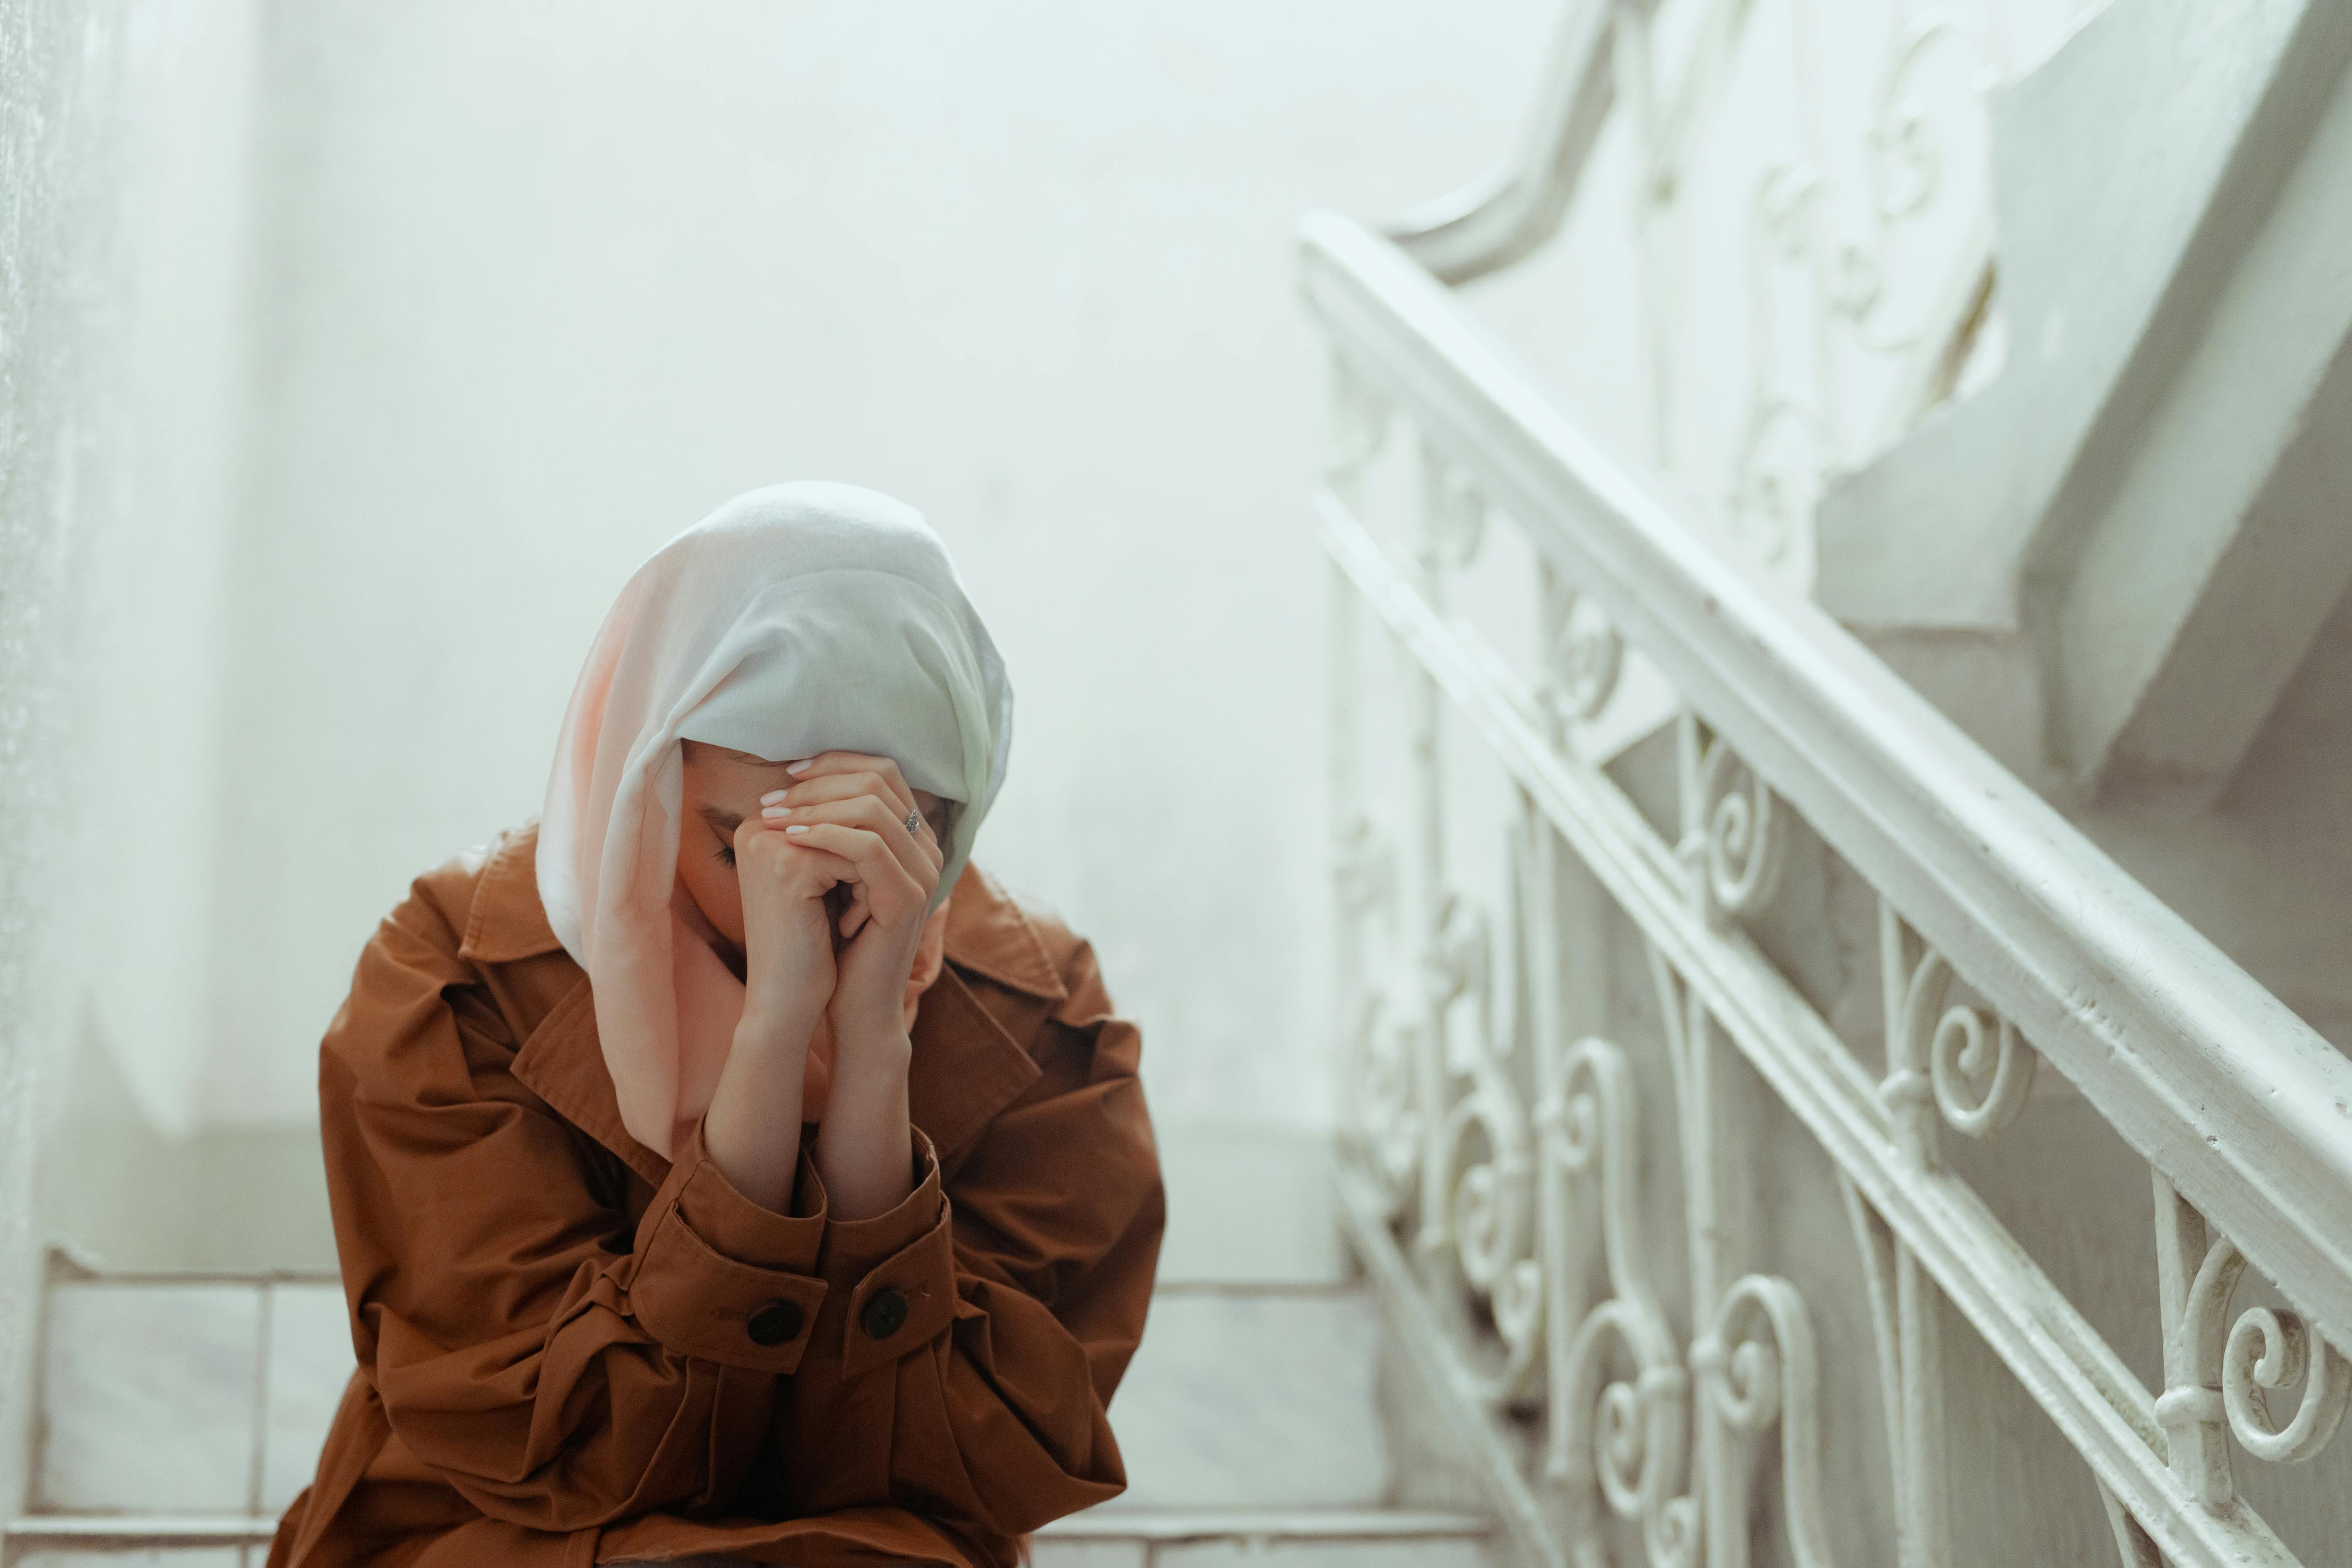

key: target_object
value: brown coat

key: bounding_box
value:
[268,823,1162,1568]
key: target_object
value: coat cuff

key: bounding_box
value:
[628,1119,830,1374]
[803,1129,960,1380]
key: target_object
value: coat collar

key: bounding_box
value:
[473,821,1060,1183]
[942,862,1067,1003]
[458,823,563,964]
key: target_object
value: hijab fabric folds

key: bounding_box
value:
[537,482,1013,1157]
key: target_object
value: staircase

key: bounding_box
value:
[2,1129,1496,1568]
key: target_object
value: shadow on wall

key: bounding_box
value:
[44,1007,335,1275]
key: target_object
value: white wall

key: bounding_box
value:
[188,3,1556,1129]
[2,0,262,1496]
[0,0,98,1495]
[71,0,263,1135]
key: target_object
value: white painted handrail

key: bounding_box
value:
[1306,202,2352,1567]
[1303,207,2352,1351]
[1382,0,1612,284]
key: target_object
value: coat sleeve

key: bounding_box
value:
[775,936,1165,1542]
[321,879,841,1531]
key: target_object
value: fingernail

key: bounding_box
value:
[761,805,790,819]
[784,824,810,835]
[759,789,789,805]
[785,760,812,774]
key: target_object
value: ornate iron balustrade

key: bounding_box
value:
[1305,209,2352,1566]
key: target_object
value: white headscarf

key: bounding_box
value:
[537,482,1013,1157]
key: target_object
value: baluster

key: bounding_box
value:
[1410,437,1460,1261]
[2152,1172,2233,1509]
[1328,555,1369,1152]
[1650,944,1742,1568]
[1840,1177,1950,1568]
[1879,900,2036,1167]
[1533,780,1611,1437]
[1858,901,1953,1568]
[1321,350,1386,505]
[1323,352,1393,1191]
[1433,806,1546,1401]
[1544,1024,1692,1567]
[2152,1172,2351,1513]
[1678,715,1787,929]
[1538,559,1624,743]
[1867,898,2040,1565]
[1420,892,1487,1265]
[1878,900,1938,1169]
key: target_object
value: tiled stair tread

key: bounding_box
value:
[5,1514,276,1544]
[7,1508,1493,1568]
[1102,1289,1387,1508]
[36,1279,349,1515]
[1036,1543,1492,1568]
[1038,1507,1490,1539]
[1152,1129,1345,1287]
[6,1507,1489,1543]
[36,1283,264,1513]
[40,1280,1389,1517]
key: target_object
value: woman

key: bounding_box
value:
[269,483,1163,1568]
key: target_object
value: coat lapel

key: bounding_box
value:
[511,976,673,1189]
[457,822,564,965]
[907,971,1040,1162]
[463,824,673,1188]
[941,863,1067,1003]
[913,864,1072,1160]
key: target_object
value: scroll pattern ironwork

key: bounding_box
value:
[1321,353,2350,1565]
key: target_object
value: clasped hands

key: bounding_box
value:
[705,751,941,1221]
[731,749,942,1044]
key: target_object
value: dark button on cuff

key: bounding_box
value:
[861,1286,910,1340]
[746,1299,804,1346]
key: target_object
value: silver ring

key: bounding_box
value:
[904,807,922,836]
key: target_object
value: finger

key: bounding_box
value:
[770,753,913,818]
[763,792,941,880]
[781,824,927,926]
[832,874,871,940]
[777,792,940,876]
[756,767,946,878]
[760,771,922,841]
[759,772,925,860]
[734,817,855,894]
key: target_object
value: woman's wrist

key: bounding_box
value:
[826,1010,913,1084]
[812,1019,914,1221]
[734,999,821,1057]
[704,1003,820,1214]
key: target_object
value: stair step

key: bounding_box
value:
[5,1507,1493,1566]
[35,1275,349,1516]
[1033,1505,1494,1565]
[37,1270,1392,1521]
[24,1134,1442,1558]
[4,1513,272,1546]
[1152,1128,1346,1288]
[1040,1507,1490,1541]
[1105,1286,1387,1509]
